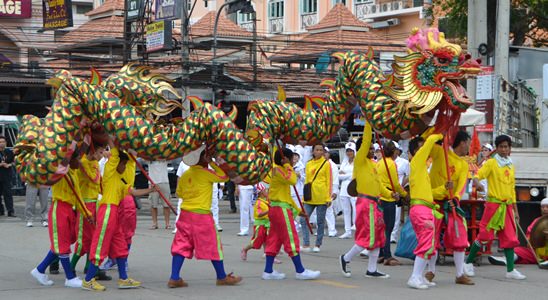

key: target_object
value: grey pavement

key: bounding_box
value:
[1,196,547,300]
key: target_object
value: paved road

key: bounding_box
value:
[1,196,546,300]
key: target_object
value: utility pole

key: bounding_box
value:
[493,0,510,137]
[181,0,192,118]
[467,0,487,103]
[252,11,257,89]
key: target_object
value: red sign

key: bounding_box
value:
[475,124,494,132]
[0,0,32,18]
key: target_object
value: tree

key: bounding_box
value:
[433,0,547,48]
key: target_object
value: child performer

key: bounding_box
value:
[31,153,88,288]
[339,122,390,279]
[262,147,320,280]
[241,183,270,260]
[464,135,526,280]
[82,145,158,291]
[168,146,242,288]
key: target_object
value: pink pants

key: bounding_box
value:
[250,225,268,250]
[89,204,129,266]
[515,246,538,264]
[434,201,469,252]
[410,204,437,259]
[48,200,76,255]
[477,202,519,249]
[119,195,137,246]
[171,210,223,260]
[265,206,300,257]
[355,196,385,250]
[74,201,97,256]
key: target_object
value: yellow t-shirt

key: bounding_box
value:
[353,122,381,198]
[78,154,101,200]
[305,157,332,205]
[254,196,270,220]
[476,157,516,203]
[100,147,132,206]
[177,163,228,212]
[410,134,443,203]
[430,145,469,200]
[52,168,81,206]
[376,158,407,202]
[268,163,300,212]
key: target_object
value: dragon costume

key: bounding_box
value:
[15,27,480,186]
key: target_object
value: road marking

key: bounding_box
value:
[315,279,359,289]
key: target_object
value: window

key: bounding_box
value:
[238,12,254,23]
[302,0,317,13]
[332,0,346,5]
[76,4,93,14]
[269,0,284,18]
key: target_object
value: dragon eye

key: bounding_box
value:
[437,57,449,64]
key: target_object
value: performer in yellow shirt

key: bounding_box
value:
[168,146,242,288]
[464,135,526,280]
[301,143,332,252]
[241,183,274,261]
[427,131,474,285]
[262,147,320,280]
[31,152,88,288]
[83,144,158,291]
[376,141,407,266]
[406,133,443,289]
[339,122,390,279]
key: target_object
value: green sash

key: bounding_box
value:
[411,199,443,219]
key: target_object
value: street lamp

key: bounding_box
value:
[211,0,255,105]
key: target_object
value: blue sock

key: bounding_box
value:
[116,258,128,280]
[85,263,98,282]
[291,255,305,273]
[211,260,226,280]
[37,250,58,273]
[264,255,275,273]
[170,255,185,280]
[59,254,76,280]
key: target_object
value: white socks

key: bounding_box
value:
[344,244,365,262]
[427,253,438,273]
[412,257,428,278]
[454,251,465,277]
[368,248,380,273]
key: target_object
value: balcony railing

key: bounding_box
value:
[301,12,318,30]
[269,17,284,33]
[355,0,424,20]
[239,21,254,32]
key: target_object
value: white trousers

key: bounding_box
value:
[391,206,402,242]
[239,188,254,233]
[340,195,356,234]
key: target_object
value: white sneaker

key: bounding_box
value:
[312,246,321,253]
[463,263,475,277]
[300,246,312,253]
[172,228,177,234]
[351,225,356,231]
[421,276,436,287]
[216,224,223,232]
[262,270,286,280]
[42,221,48,227]
[65,277,83,288]
[339,232,352,239]
[505,269,526,280]
[26,221,33,227]
[31,268,53,286]
[296,269,321,280]
[237,231,249,236]
[328,232,337,237]
[407,276,429,290]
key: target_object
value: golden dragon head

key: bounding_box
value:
[387,27,481,115]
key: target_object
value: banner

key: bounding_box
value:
[155,0,180,20]
[146,20,172,53]
[42,0,73,30]
[0,0,32,18]
[126,0,143,21]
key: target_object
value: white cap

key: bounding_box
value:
[286,144,295,153]
[541,198,548,206]
[345,142,356,152]
[482,143,493,151]
[182,144,206,166]
[324,146,330,152]
[373,143,380,151]
[393,141,402,150]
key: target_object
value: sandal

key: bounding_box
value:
[150,224,159,230]
[165,225,172,230]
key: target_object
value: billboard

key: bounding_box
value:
[42,0,73,30]
[0,0,32,18]
[155,0,180,21]
[146,20,172,53]
[126,0,143,21]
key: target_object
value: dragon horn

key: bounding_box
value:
[366,46,374,59]
[304,95,314,111]
[331,52,346,64]
[227,104,238,122]
[89,67,102,85]
[277,85,286,102]
[320,78,336,89]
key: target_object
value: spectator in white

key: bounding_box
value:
[339,142,356,239]
[236,184,255,236]
[391,142,410,243]
[148,160,172,229]
[295,141,312,165]
[477,143,493,197]
[288,146,305,205]
[25,183,50,227]
[324,147,339,237]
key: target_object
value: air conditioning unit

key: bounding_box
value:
[369,4,380,14]
[392,1,404,10]
[381,2,392,12]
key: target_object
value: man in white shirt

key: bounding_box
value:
[236,184,255,236]
[324,148,339,237]
[148,160,172,229]
[338,142,356,239]
[391,142,410,243]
